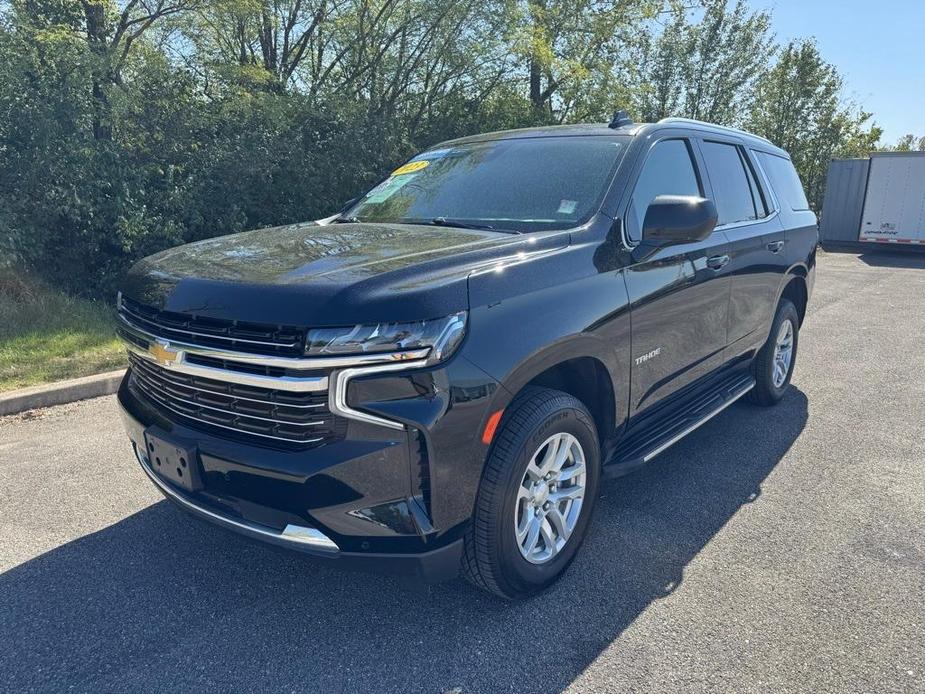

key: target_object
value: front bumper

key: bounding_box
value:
[117,349,501,581]
[131,432,463,581]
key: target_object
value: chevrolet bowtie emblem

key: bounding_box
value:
[149,340,180,367]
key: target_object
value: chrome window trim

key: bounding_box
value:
[135,447,339,551]
[714,209,781,233]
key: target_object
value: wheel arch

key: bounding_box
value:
[476,335,626,453]
[777,266,809,325]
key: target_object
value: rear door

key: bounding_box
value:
[622,135,733,416]
[694,138,785,359]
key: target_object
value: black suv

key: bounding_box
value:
[116,115,817,598]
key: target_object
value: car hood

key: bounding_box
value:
[121,221,530,326]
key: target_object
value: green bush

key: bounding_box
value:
[0,37,413,297]
[0,0,879,301]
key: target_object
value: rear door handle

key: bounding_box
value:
[767,240,785,253]
[707,254,730,270]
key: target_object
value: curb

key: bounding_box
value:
[0,369,126,416]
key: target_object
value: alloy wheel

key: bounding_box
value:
[772,318,795,388]
[514,432,586,565]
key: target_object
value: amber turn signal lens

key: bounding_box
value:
[481,409,504,445]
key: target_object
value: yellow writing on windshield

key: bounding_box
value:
[391,160,430,176]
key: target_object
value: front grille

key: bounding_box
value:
[183,353,289,378]
[119,296,304,357]
[128,353,346,447]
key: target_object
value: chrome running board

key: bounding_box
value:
[642,382,753,462]
[606,373,755,476]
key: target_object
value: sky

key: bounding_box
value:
[749,0,925,145]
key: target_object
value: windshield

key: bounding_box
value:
[344,135,628,233]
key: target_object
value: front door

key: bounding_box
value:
[622,137,732,416]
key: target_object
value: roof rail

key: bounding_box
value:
[657,117,774,145]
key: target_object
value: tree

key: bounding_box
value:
[632,0,774,125]
[747,39,882,212]
[10,0,202,138]
[510,0,656,122]
[179,0,513,139]
[889,134,925,151]
[0,0,900,297]
[179,0,332,90]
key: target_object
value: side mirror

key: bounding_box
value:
[634,195,718,260]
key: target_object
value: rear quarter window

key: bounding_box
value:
[757,152,810,211]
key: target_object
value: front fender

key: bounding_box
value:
[463,238,632,445]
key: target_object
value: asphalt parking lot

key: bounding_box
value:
[2,250,924,693]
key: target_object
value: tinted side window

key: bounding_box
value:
[741,150,769,218]
[757,152,810,211]
[627,139,701,240]
[701,141,757,226]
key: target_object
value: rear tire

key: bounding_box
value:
[748,299,799,406]
[461,387,600,599]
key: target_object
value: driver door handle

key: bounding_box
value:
[707,254,730,270]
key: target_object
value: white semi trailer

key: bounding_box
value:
[820,151,925,248]
[859,152,925,246]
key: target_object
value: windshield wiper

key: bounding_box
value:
[430,217,521,233]
[337,216,519,233]
[431,217,493,230]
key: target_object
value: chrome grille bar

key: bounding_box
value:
[129,355,333,444]
[130,356,325,410]
[119,294,433,433]
[119,317,330,393]
[132,382,326,444]
[118,311,430,392]
[132,368,327,429]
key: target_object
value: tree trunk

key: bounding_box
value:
[84,2,112,140]
[529,57,542,112]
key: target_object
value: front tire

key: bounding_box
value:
[461,387,600,599]
[748,299,800,406]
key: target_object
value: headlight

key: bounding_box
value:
[305,311,467,364]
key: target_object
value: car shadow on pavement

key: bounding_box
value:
[1,389,808,693]
[858,250,925,269]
